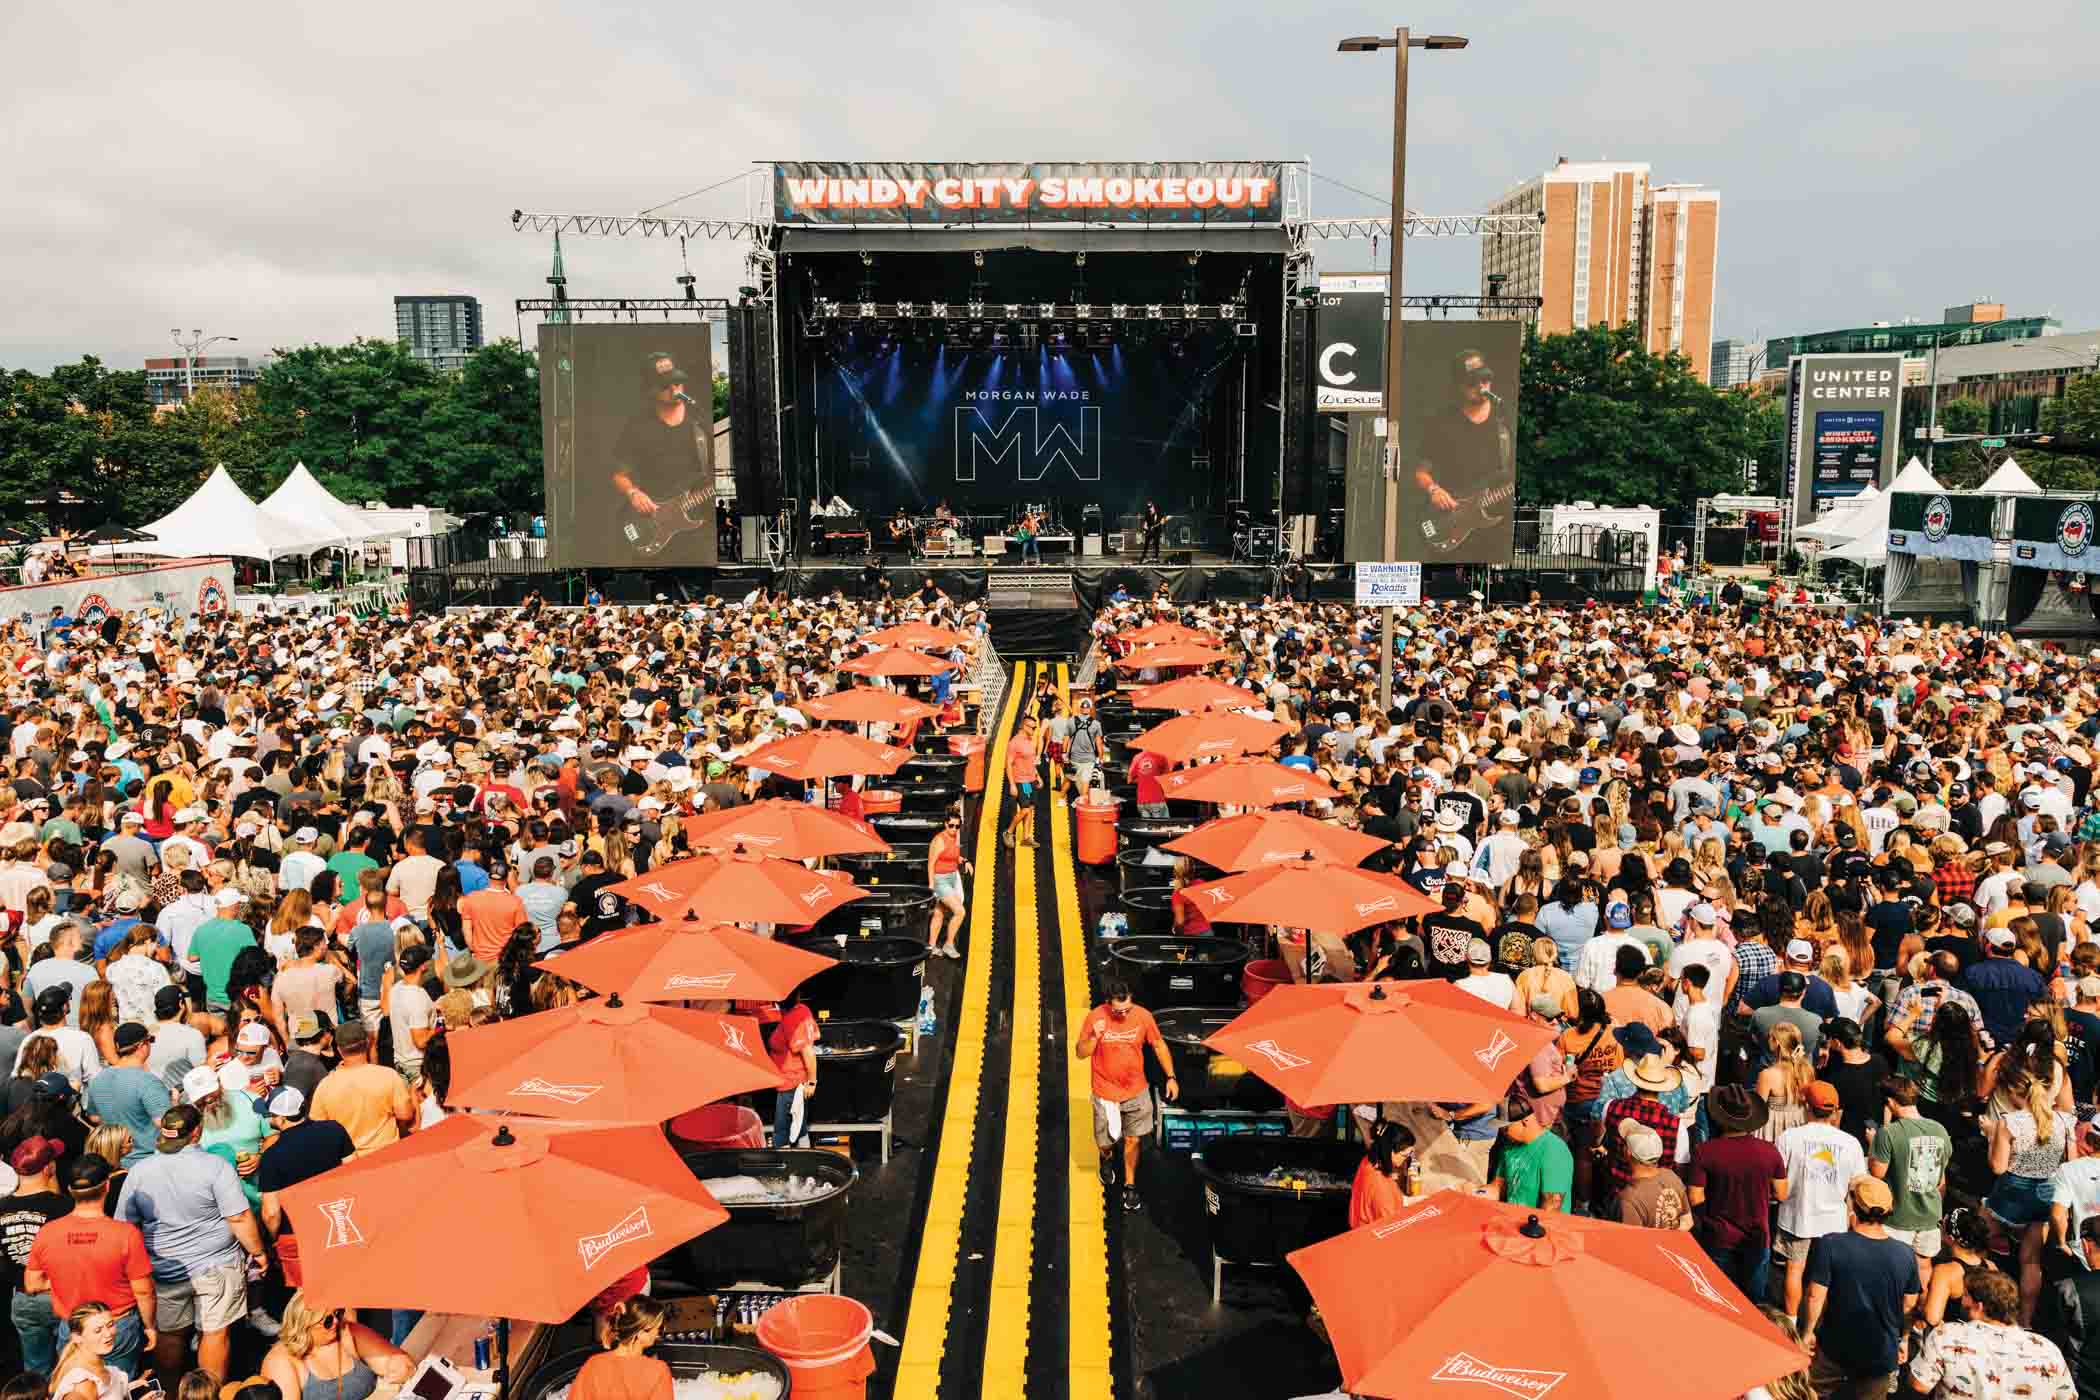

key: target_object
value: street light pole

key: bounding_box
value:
[1338,26,1467,715]
[169,328,238,403]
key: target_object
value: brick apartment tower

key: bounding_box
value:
[1478,158,1721,383]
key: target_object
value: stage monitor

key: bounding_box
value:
[539,324,718,569]
[1393,320,1521,565]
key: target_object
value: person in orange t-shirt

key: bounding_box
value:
[1004,713,1042,850]
[572,1297,672,1400]
[1076,979,1176,1213]
[1349,1120,1418,1229]
[459,870,529,962]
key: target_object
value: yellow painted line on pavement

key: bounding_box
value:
[894,662,1025,1398]
[1052,662,1115,1397]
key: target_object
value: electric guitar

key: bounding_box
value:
[1416,481,1516,555]
[620,487,714,557]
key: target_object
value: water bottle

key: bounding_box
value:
[917,985,938,1036]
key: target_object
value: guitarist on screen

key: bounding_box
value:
[610,351,715,558]
[1406,346,1515,561]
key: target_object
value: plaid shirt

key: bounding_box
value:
[1891,980,1983,1038]
[1933,859,1979,908]
[1732,940,1779,1008]
[1602,1092,1683,1193]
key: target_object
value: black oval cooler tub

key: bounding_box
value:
[1191,1136,1363,1275]
[817,882,934,938]
[1116,886,1177,937]
[897,780,963,814]
[833,844,931,883]
[1154,1007,1284,1112]
[904,753,968,781]
[1108,934,1249,1005]
[517,1343,788,1400]
[1118,814,1202,851]
[671,1148,860,1290]
[1117,847,1185,897]
[786,932,929,1021]
[871,812,945,847]
[807,1018,907,1122]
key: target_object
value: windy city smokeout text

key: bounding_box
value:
[778,174,1278,213]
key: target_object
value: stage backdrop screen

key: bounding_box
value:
[539,324,717,569]
[1785,351,1903,526]
[816,338,1239,527]
[1393,320,1521,565]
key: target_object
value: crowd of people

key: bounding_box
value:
[0,586,984,1398]
[1082,583,2100,1398]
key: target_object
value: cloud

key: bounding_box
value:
[3,0,2095,375]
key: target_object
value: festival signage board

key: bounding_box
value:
[770,161,1288,226]
[1886,491,1994,561]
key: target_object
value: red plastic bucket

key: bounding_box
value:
[1242,958,1291,1007]
[667,1104,766,1150]
[861,790,903,816]
[756,1294,875,1399]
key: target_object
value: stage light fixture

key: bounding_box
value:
[967,300,985,318]
[1235,322,1258,337]
[1111,303,1129,320]
[893,301,913,318]
[1146,304,1164,319]
[860,251,873,267]
[858,302,876,318]
[1038,302,1057,319]
[1007,303,1025,319]
[1184,303,1201,320]
[1075,303,1091,320]
[1075,251,1087,267]
[973,251,985,267]
[930,301,949,318]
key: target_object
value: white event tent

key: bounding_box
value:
[1978,456,2042,495]
[260,462,406,546]
[130,465,349,561]
[1823,458,1948,566]
[1795,485,1881,544]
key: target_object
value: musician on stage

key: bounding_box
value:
[1140,501,1164,563]
[888,506,919,560]
[1405,346,1515,562]
[1016,508,1041,566]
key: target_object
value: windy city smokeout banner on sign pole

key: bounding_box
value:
[1786,351,1904,527]
[770,161,1287,226]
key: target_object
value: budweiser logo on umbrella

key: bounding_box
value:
[511,1077,602,1105]
[578,1205,654,1270]
[1429,1353,1567,1398]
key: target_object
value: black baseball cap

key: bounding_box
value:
[154,985,185,1017]
[65,1156,112,1192]
[113,1022,150,1054]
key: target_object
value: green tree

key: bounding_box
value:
[1515,324,1763,515]
[2028,375,2100,490]
[1925,396,1993,489]
[712,371,730,423]
[419,341,543,515]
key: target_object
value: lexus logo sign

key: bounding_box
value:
[1316,274,1386,412]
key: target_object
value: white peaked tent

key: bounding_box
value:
[130,465,346,560]
[260,462,403,544]
[1796,485,1882,543]
[1980,457,2042,495]
[1806,459,1948,554]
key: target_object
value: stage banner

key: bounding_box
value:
[539,324,718,570]
[1887,491,1993,561]
[771,161,1287,226]
[1787,351,1903,526]
[1393,321,1520,566]
[1315,274,1386,411]
[2010,495,2100,574]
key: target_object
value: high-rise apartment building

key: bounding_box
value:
[1479,158,1721,382]
[393,295,484,372]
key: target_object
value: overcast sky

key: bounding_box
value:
[6,0,2094,374]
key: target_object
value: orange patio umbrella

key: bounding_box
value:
[1179,857,1436,936]
[863,621,971,650]
[533,922,838,1004]
[1162,809,1391,872]
[1288,1191,1805,1400]
[281,1115,730,1323]
[1130,712,1292,764]
[1118,621,1218,648]
[447,994,787,1122]
[841,646,958,677]
[734,731,914,782]
[1202,979,1548,1107]
[801,689,942,727]
[1129,676,1262,712]
[681,797,889,860]
[605,849,866,925]
[1114,642,1231,670]
[1160,758,1341,807]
